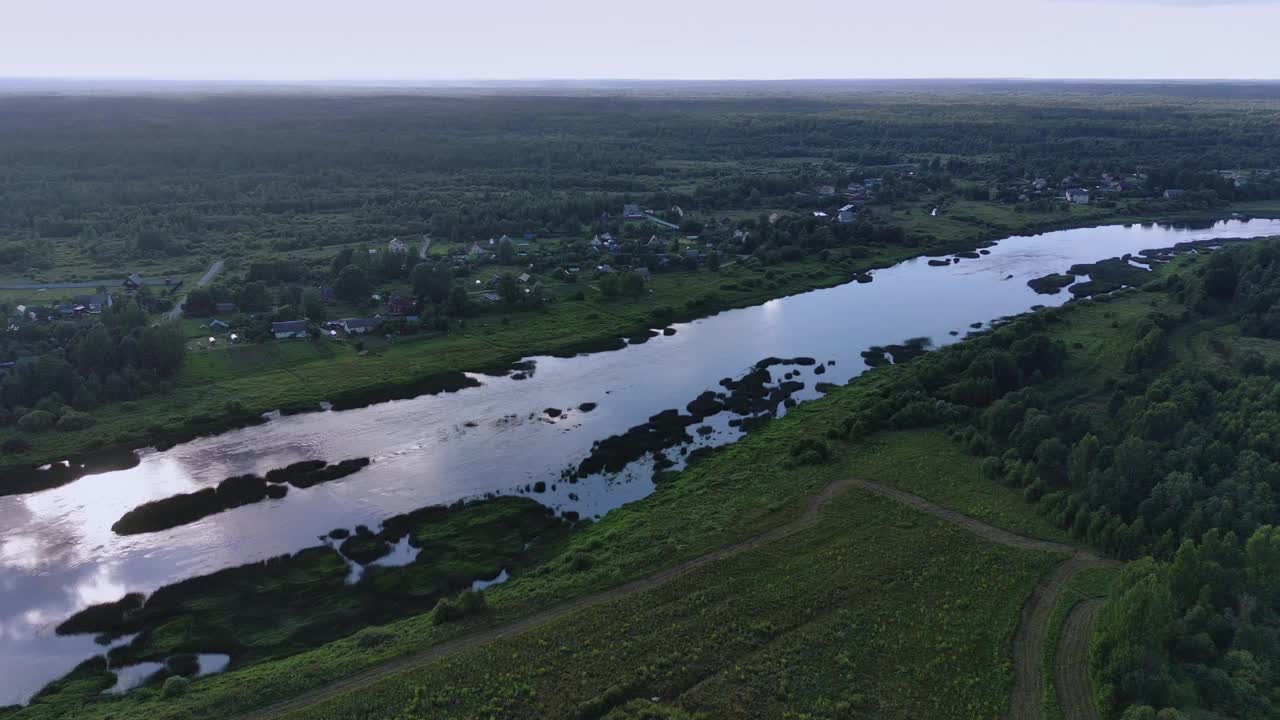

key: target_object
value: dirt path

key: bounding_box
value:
[1056,599,1105,720]
[167,258,224,320]
[241,479,1106,719]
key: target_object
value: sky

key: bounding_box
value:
[2,0,1278,82]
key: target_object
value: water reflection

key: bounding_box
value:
[2,218,1279,704]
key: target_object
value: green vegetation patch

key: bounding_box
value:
[281,490,1059,720]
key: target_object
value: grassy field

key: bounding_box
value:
[842,429,1071,542]
[284,490,1058,720]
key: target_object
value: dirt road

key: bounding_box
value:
[240,478,1111,719]
[1056,599,1106,720]
[168,259,224,320]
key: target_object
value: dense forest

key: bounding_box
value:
[813,240,1280,718]
[1,91,1278,278]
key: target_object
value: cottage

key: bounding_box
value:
[517,272,531,284]
[646,235,663,249]
[468,242,486,257]
[214,302,236,315]
[208,319,230,332]
[1065,188,1091,205]
[272,320,308,340]
[340,317,382,335]
[122,273,145,293]
[623,204,645,219]
[838,204,859,224]
[388,237,408,254]
[72,293,113,314]
[388,296,418,315]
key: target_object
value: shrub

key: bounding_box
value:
[2,436,31,453]
[788,438,831,466]
[17,410,55,433]
[354,628,396,649]
[56,410,96,431]
[161,675,189,698]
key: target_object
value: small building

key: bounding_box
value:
[813,211,829,218]
[863,178,883,189]
[623,204,645,219]
[517,273,532,284]
[733,229,751,243]
[214,302,236,315]
[1065,188,1091,205]
[647,235,663,249]
[388,296,418,315]
[209,319,230,332]
[122,274,145,293]
[838,204,859,224]
[340,317,382,335]
[1163,189,1186,200]
[72,294,113,314]
[272,320,308,340]
[388,237,409,254]
[468,242,486,257]
[816,185,836,196]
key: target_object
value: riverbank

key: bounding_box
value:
[4,202,1269,488]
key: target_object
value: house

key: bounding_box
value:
[646,235,663,249]
[72,294,112,314]
[591,235,603,249]
[468,242,486,257]
[122,274,145,293]
[516,273,531,284]
[838,204,859,224]
[388,237,409,254]
[481,292,501,303]
[597,264,617,274]
[55,304,76,317]
[1033,178,1049,191]
[816,185,836,196]
[733,229,751,243]
[208,319,230,332]
[388,296,418,315]
[623,204,645,219]
[214,302,236,315]
[1065,188,1091,204]
[863,178,883,190]
[272,320,308,340]
[340,317,382,335]
[813,211,829,218]
[1163,189,1186,200]
[670,205,684,217]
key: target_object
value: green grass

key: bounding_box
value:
[1042,567,1120,720]
[842,429,1071,542]
[285,490,1059,720]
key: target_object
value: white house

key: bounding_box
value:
[1065,188,1091,205]
[468,242,485,257]
[388,237,408,254]
[838,204,858,224]
[340,317,381,335]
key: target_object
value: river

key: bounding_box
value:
[3,218,1279,704]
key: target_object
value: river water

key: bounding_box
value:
[3,219,1279,704]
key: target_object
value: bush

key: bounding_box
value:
[161,675,189,698]
[2,435,31,453]
[788,438,831,466]
[56,410,96,431]
[17,410,56,433]
[354,628,396,649]
[432,589,487,626]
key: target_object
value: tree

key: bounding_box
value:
[336,265,371,304]
[330,248,355,277]
[183,287,216,317]
[622,271,646,296]
[497,273,520,305]
[447,282,471,316]
[599,273,621,298]
[706,250,721,272]
[302,288,327,322]
[138,322,187,377]
[497,237,516,264]
[236,281,271,312]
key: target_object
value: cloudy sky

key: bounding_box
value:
[2,0,1277,81]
